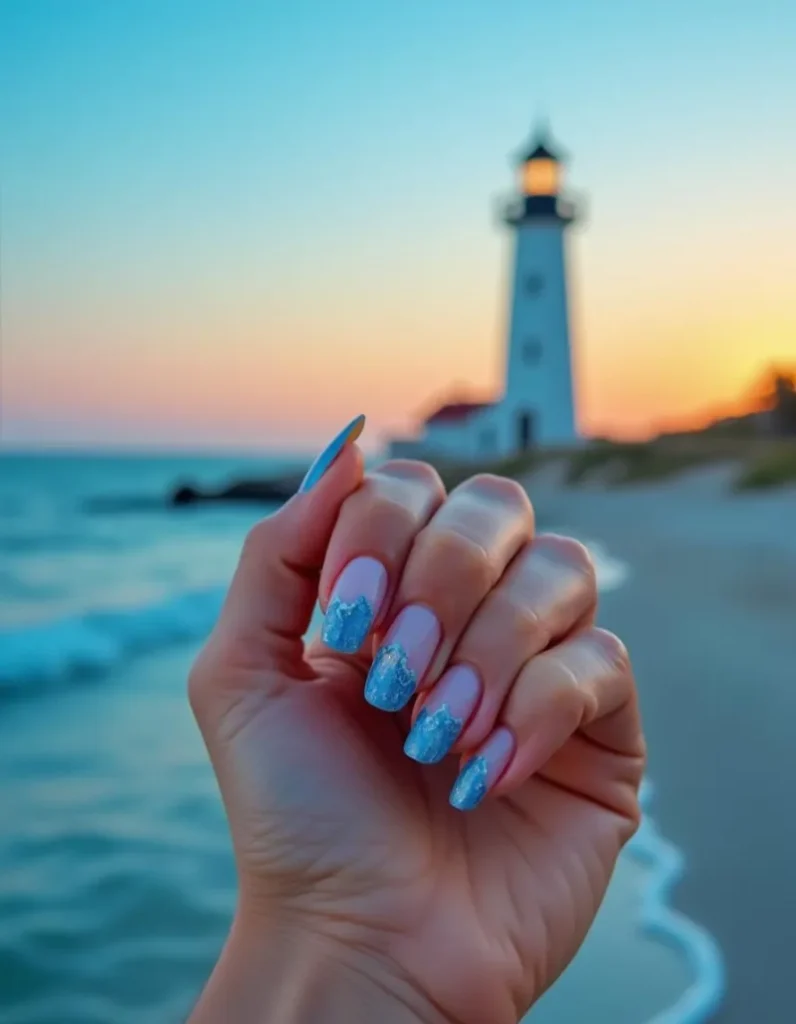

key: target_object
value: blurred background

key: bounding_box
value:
[1,1,794,1022]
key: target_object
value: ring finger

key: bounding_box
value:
[403,534,597,764]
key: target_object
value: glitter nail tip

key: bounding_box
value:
[322,595,374,653]
[364,643,417,711]
[404,704,464,764]
[450,755,489,811]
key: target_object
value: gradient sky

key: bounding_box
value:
[1,0,794,451]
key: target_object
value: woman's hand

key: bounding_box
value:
[188,422,645,1024]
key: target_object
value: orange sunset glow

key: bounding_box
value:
[2,1,794,451]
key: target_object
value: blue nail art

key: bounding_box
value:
[404,705,464,764]
[299,414,365,493]
[322,595,374,653]
[364,644,417,711]
[450,756,489,811]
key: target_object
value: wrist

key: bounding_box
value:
[188,907,449,1024]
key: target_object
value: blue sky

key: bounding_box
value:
[2,0,794,448]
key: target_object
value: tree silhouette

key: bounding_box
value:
[772,372,796,436]
[745,367,796,436]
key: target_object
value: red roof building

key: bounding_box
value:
[423,401,494,426]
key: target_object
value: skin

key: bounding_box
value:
[187,444,646,1024]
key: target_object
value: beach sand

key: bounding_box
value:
[518,464,796,1023]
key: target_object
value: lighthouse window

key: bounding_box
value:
[523,339,542,365]
[525,273,544,296]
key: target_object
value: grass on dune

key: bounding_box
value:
[567,437,796,490]
[428,438,796,492]
[563,440,716,486]
[734,445,796,490]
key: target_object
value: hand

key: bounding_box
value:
[188,427,645,1024]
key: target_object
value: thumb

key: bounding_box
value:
[216,415,366,666]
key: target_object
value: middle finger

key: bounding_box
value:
[364,474,534,711]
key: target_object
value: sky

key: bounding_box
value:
[1,0,794,452]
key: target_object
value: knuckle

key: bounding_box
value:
[540,533,596,583]
[414,526,497,593]
[457,474,535,530]
[361,494,420,537]
[359,462,446,525]
[495,594,551,649]
[466,473,531,508]
[377,459,446,495]
[590,627,632,675]
[547,665,585,722]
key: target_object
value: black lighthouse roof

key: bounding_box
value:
[524,139,559,161]
[518,124,565,164]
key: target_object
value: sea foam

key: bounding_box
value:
[0,536,726,1021]
[0,587,225,692]
[0,539,630,692]
[631,780,726,1023]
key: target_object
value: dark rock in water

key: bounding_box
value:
[88,473,308,513]
[169,474,304,506]
[172,485,202,505]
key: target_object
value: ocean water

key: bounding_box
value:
[0,453,719,1023]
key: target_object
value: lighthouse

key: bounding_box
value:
[387,122,583,463]
[500,124,580,447]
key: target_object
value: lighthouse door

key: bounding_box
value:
[517,410,535,451]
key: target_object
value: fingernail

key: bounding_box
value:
[322,556,388,653]
[450,726,515,812]
[299,414,365,493]
[404,665,481,764]
[364,605,440,711]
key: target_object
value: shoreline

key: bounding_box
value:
[6,451,796,1019]
[628,780,725,1023]
[95,436,795,512]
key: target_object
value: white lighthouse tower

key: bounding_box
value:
[500,124,580,448]
[387,122,583,464]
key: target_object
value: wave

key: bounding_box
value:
[0,587,225,693]
[1,538,630,696]
[583,538,630,592]
[632,780,726,1023]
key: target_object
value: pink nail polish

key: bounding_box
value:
[322,557,388,653]
[450,726,515,811]
[364,605,441,711]
[404,665,482,763]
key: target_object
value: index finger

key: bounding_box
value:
[317,460,446,654]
